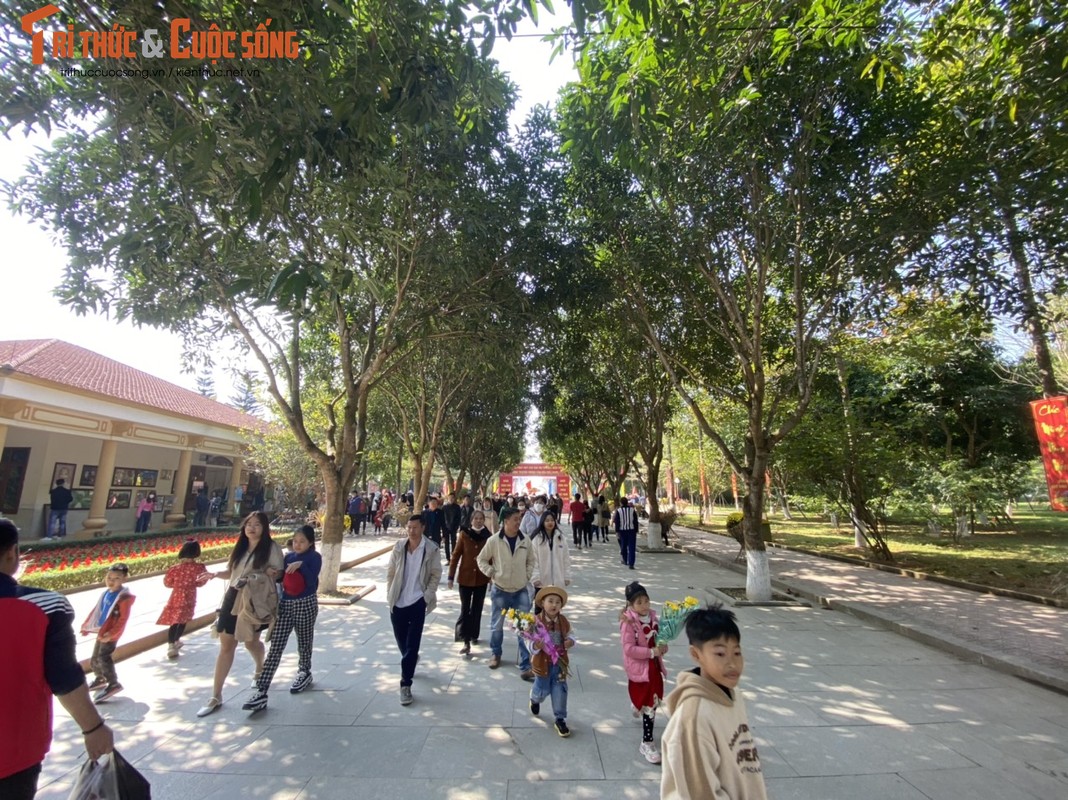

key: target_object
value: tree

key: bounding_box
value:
[911,0,1068,397]
[229,370,262,416]
[195,371,216,400]
[2,0,550,591]
[559,0,943,599]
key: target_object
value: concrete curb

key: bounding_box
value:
[677,522,1068,608]
[676,540,1068,696]
[84,543,393,670]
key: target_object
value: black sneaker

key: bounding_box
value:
[87,676,107,691]
[93,683,123,703]
[530,699,540,716]
[242,689,268,712]
[554,719,571,738]
[290,670,313,694]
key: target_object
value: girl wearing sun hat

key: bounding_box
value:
[528,585,577,737]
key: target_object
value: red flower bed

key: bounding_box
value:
[20,531,239,576]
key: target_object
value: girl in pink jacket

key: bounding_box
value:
[620,581,668,764]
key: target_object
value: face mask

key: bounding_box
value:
[534,503,545,513]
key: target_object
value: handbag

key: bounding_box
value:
[454,615,465,642]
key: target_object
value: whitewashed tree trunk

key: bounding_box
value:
[645,522,667,551]
[927,519,941,537]
[319,539,343,593]
[977,509,990,526]
[829,511,839,530]
[745,549,772,602]
[1004,502,1015,520]
[852,515,868,548]
[778,491,793,519]
[955,514,971,538]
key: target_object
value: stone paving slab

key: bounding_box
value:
[672,524,1068,693]
[33,525,1068,799]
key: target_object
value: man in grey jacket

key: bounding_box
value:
[477,507,536,679]
[386,513,442,706]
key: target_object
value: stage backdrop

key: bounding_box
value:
[498,463,570,500]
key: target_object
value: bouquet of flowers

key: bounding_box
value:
[656,596,700,646]
[504,608,568,678]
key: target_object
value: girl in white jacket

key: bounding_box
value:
[531,512,571,603]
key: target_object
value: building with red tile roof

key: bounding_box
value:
[0,339,265,539]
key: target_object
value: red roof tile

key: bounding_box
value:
[0,339,262,431]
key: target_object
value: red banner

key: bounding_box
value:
[1031,396,1068,512]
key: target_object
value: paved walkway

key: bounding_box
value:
[670,524,1068,694]
[34,525,1068,800]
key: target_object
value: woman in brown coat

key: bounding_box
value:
[447,509,493,655]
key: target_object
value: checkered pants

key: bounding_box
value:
[258,594,318,692]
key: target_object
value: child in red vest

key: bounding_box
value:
[81,563,135,702]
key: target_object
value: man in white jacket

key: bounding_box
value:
[477,508,536,679]
[385,514,441,706]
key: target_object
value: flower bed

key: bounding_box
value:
[18,530,241,592]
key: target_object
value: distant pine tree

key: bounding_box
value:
[230,371,262,415]
[196,371,216,399]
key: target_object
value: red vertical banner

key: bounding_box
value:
[1031,397,1068,512]
[498,474,513,495]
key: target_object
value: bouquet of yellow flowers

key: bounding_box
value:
[656,596,700,646]
[504,608,567,676]
[503,608,538,634]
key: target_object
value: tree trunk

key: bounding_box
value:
[743,468,772,601]
[1000,200,1060,397]
[317,472,347,592]
[852,514,868,548]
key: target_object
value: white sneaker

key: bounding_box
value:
[639,741,662,764]
[167,643,179,659]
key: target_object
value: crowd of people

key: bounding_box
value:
[0,488,767,800]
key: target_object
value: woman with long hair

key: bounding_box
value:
[197,511,283,717]
[530,512,571,602]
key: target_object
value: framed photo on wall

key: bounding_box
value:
[70,489,93,510]
[112,467,137,487]
[51,462,76,487]
[79,465,98,487]
[106,489,132,509]
[135,469,158,488]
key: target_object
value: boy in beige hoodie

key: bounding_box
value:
[661,606,767,800]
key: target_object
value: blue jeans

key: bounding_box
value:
[49,509,68,538]
[531,662,568,721]
[390,597,426,687]
[620,529,637,567]
[489,584,531,670]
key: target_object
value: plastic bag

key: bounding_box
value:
[111,750,151,800]
[68,756,108,800]
[67,751,151,800]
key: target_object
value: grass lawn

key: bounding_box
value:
[677,509,1068,601]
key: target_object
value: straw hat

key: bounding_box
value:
[535,585,568,608]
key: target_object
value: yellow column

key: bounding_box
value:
[229,455,245,520]
[79,437,120,538]
[166,447,194,524]
[0,423,8,453]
